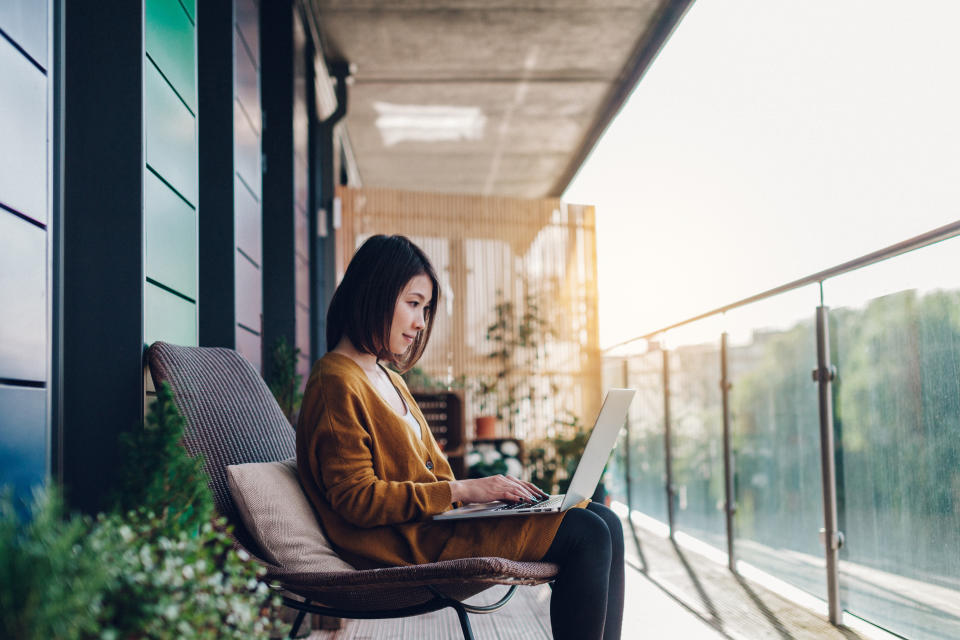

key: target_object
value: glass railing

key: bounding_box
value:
[603,221,960,639]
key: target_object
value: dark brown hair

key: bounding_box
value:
[326,235,440,372]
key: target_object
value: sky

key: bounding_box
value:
[563,0,960,350]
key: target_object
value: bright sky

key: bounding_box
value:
[564,0,960,350]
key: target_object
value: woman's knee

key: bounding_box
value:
[561,508,613,561]
[586,503,623,550]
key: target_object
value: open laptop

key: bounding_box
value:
[434,388,635,520]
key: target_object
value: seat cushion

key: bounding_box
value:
[226,459,355,573]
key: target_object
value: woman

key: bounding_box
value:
[296,235,624,640]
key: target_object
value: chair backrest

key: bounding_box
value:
[145,341,296,553]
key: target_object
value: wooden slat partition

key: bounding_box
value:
[335,186,602,443]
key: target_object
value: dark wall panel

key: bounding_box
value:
[0,34,47,224]
[145,171,197,299]
[145,61,197,206]
[145,0,196,111]
[0,211,46,382]
[0,0,48,68]
[0,385,46,494]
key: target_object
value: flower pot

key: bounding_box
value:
[474,415,497,439]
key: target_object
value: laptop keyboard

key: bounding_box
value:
[492,494,563,512]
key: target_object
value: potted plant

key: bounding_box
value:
[471,290,551,438]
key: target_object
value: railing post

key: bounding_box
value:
[662,347,675,538]
[622,357,632,517]
[720,332,736,571]
[814,306,843,624]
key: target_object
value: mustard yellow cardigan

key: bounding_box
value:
[296,352,578,568]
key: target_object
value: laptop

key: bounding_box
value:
[433,388,636,520]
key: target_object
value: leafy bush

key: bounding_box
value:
[0,382,285,639]
[0,488,108,640]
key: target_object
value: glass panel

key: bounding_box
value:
[666,317,725,550]
[602,355,630,504]
[825,236,960,640]
[626,347,668,524]
[725,284,823,599]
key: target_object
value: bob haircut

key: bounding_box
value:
[326,234,440,372]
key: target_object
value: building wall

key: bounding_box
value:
[0,1,51,496]
[234,0,264,371]
[293,10,312,386]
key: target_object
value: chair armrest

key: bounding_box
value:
[268,556,559,592]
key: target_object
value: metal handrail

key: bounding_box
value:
[603,219,960,353]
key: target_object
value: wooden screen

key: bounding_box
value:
[335,186,602,443]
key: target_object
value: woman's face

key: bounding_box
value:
[390,274,433,355]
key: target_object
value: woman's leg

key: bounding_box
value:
[586,502,625,640]
[541,508,613,640]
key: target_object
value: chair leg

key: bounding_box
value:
[450,601,475,640]
[288,607,308,639]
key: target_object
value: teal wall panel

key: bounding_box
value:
[0,385,47,494]
[0,212,46,382]
[145,61,197,205]
[235,100,261,200]
[235,175,261,264]
[180,0,195,23]
[0,0,48,69]
[144,282,196,347]
[145,0,196,111]
[236,325,261,372]
[235,250,261,332]
[235,27,260,132]
[0,35,47,224]
[145,170,197,299]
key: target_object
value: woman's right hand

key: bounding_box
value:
[449,475,549,505]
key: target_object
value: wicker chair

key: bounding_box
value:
[145,341,558,639]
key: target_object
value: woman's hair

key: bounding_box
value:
[326,234,440,372]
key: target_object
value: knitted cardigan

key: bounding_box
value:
[296,352,581,569]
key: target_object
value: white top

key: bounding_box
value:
[401,403,423,439]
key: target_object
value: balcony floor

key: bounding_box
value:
[307,509,887,639]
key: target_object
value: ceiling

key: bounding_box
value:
[310,1,692,199]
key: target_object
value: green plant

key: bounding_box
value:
[527,412,592,494]
[477,290,552,435]
[114,382,213,536]
[267,336,304,423]
[0,488,109,640]
[0,382,286,639]
[401,366,465,393]
[91,513,282,640]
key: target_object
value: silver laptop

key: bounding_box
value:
[434,389,635,521]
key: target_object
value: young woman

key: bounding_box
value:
[296,234,624,640]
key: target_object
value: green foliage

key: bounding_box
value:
[474,290,552,435]
[0,382,285,639]
[0,488,108,640]
[113,382,213,536]
[267,336,304,424]
[400,365,465,392]
[528,412,591,494]
[90,514,282,640]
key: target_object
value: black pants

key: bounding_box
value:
[540,502,625,640]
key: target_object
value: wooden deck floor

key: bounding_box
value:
[305,509,894,639]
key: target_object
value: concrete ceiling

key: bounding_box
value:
[311,1,692,198]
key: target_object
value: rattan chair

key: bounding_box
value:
[145,341,558,639]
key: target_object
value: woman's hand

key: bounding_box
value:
[449,475,550,505]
